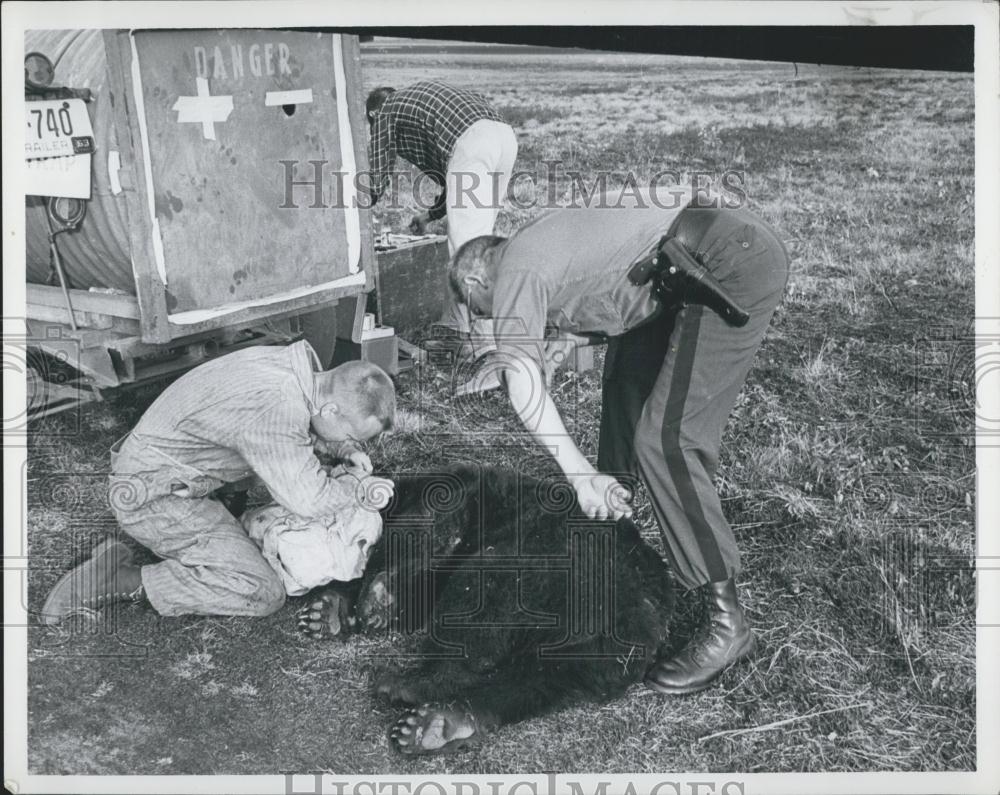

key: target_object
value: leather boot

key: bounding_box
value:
[644,577,755,695]
[40,539,145,625]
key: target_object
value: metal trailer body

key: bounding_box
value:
[24,29,377,415]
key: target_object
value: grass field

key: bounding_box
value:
[24,45,976,775]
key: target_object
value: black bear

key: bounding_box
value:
[297,464,674,755]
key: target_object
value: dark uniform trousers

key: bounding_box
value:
[598,208,789,590]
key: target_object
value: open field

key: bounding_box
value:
[24,45,975,775]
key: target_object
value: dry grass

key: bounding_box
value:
[24,45,975,774]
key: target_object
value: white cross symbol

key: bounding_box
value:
[171,77,234,141]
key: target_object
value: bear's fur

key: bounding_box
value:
[310,464,674,754]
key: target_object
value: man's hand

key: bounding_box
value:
[569,473,633,521]
[315,438,374,474]
[343,449,374,474]
[313,438,339,459]
[501,354,631,520]
[542,335,585,383]
[408,211,431,235]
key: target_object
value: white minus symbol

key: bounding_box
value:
[265,89,314,106]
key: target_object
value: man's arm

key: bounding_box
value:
[409,184,446,234]
[502,355,632,521]
[366,112,396,206]
[489,270,631,520]
[315,437,374,473]
[237,401,388,518]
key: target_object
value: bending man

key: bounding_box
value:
[41,342,396,623]
[447,187,789,694]
[366,81,517,333]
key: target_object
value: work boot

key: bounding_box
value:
[644,577,755,695]
[40,539,145,625]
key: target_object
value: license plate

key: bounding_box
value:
[24,99,95,160]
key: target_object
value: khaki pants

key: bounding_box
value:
[111,484,286,617]
[441,118,518,332]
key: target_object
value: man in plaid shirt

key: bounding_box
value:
[366,81,517,333]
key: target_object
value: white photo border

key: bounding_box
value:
[3,2,998,793]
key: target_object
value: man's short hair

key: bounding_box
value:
[331,360,396,431]
[448,235,507,301]
[366,87,396,119]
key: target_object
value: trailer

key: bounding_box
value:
[23,28,423,417]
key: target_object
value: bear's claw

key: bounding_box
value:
[295,592,354,640]
[388,702,480,756]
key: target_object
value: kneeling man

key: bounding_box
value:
[448,187,788,694]
[41,341,395,623]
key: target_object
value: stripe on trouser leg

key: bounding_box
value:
[598,308,677,477]
[632,212,789,587]
[657,307,730,582]
[635,304,777,586]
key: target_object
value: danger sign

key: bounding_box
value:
[193,41,293,81]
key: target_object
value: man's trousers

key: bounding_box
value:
[597,207,789,590]
[110,484,286,617]
[442,118,518,331]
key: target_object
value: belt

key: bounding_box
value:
[627,208,750,328]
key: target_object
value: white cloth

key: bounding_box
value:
[242,467,383,596]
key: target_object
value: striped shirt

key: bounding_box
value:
[112,341,361,519]
[367,81,505,217]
